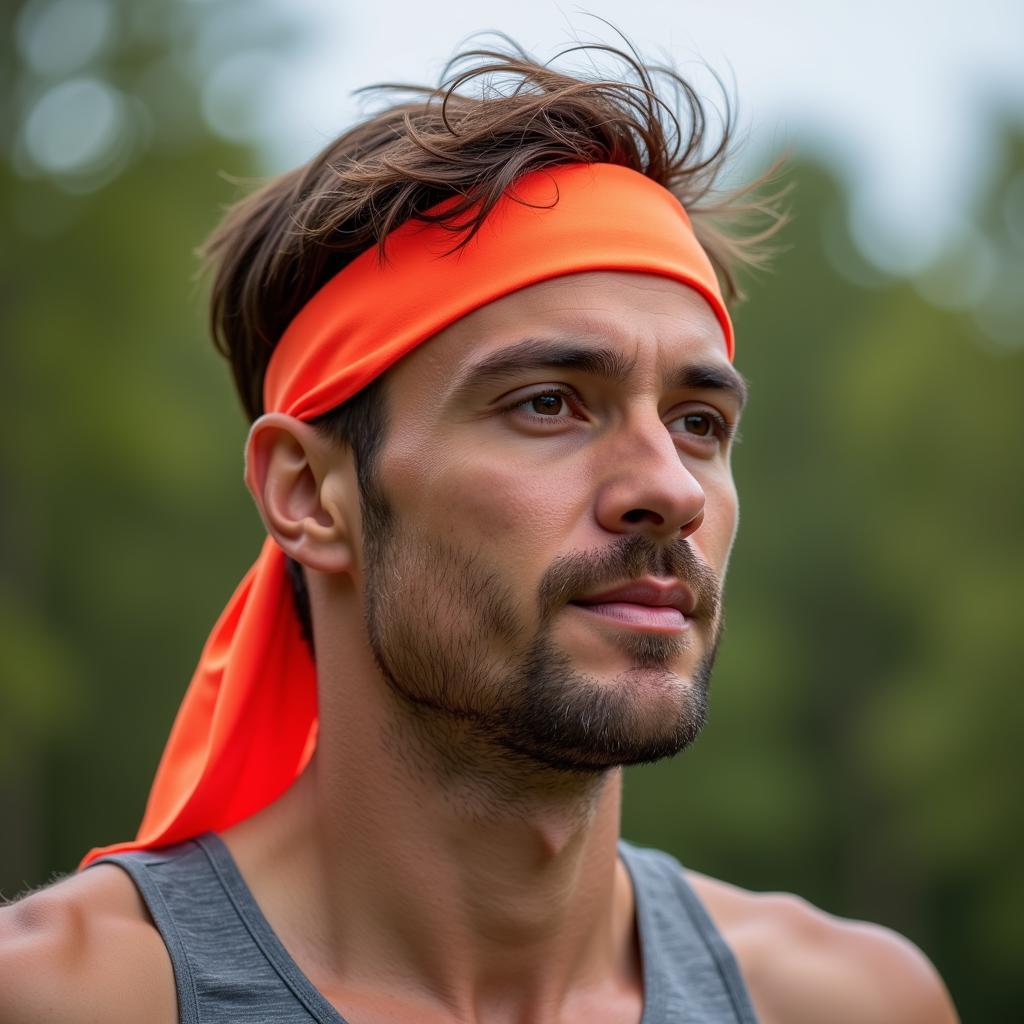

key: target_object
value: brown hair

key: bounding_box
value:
[201,36,785,423]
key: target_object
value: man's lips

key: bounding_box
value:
[568,578,696,632]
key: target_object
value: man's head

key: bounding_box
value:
[206,40,779,776]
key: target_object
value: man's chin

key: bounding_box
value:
[495,701,708,774]
[497,648,712,775]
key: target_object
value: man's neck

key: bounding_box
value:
[220,638,641,1024]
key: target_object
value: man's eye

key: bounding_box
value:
[682,413,713,436]
[529,393,567,415]
[667,409,731,441]
[513,390,574,417]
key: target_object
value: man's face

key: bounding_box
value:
[351,271,743,773]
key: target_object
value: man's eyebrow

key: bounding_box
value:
[449,337,636,397]
[669,363,749,412]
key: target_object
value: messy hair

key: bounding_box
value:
[200,35,786,648]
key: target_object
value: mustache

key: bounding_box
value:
[537,535,722,623]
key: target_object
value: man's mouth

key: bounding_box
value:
[568,577,695,633]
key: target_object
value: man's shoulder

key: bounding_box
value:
[0,864,177,1024]
[685,869,958,1024]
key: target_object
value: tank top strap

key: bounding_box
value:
[619,841,760,1023]
[92,834,348,1024]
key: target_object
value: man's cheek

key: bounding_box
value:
[438,463,576,539]
[698,479,738,558]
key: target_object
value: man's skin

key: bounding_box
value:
[0,272,958,1023]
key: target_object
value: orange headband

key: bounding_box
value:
[81,162,733,867]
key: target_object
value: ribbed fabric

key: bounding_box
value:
[94,834,759,1023]
[621,843,760,1023]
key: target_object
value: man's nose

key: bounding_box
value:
[594,418,705,542]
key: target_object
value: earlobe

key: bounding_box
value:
[244,414,355,574]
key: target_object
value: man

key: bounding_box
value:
[1,41,957,1024]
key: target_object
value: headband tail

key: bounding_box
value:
[79,537,318,867]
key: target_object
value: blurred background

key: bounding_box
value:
[2,0,1021,1017]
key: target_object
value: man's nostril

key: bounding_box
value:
[623,508,664,525]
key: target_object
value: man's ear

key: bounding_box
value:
[244,413,356,574]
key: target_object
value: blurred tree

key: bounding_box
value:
[2,2,1021,1018]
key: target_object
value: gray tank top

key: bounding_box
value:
[94,834,759,1023]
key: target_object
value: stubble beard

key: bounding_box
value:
[360,491,723,779]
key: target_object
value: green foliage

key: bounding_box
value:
[2,1,1021,1017]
